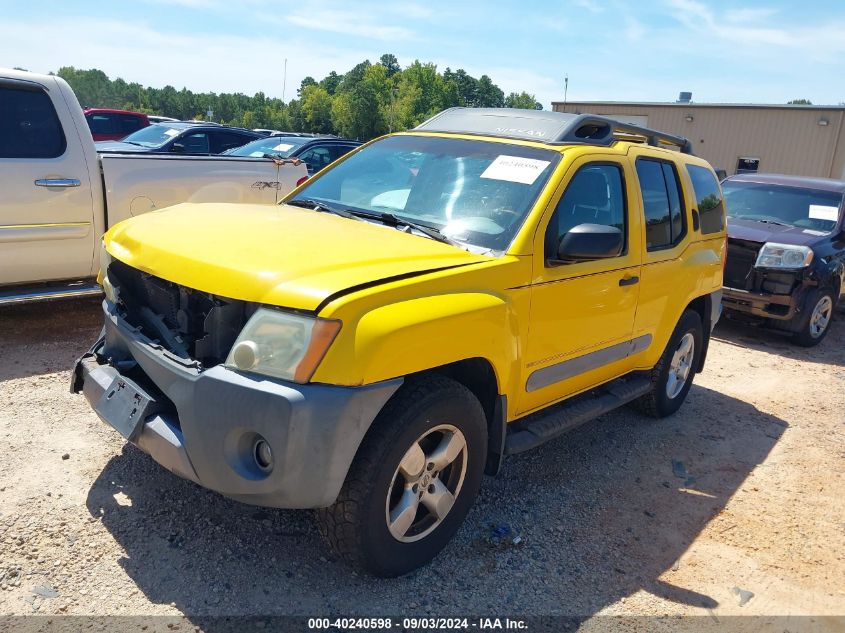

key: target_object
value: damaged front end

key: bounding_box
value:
[102,259,255,368]
[722,238,815,326]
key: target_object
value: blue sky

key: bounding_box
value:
[1,0,843,108]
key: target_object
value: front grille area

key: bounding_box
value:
[724,238,761,290]
[107,260,254,368]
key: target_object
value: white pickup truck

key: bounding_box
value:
[0,68,308,304]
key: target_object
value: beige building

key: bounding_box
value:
[551,100,845,180]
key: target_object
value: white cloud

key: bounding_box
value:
[284,9,418,41]
[624,16,647,41]
[665,0,845,55]
[724,8,779,24]
[573,0,604,13]
[0,17,374,101]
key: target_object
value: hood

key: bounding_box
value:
[95,141,151,152]
[105,203,491,311]
[727,217,827,247]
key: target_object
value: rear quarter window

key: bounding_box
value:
[0,85,66,158]
[686,164,725,234]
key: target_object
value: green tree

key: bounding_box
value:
[301,85,334,134]
[451,69,478,106]
[319,71,343,95]
[475,75,504,107]
[332,64,391,140]
[788,99,812,105]
[394,61,449,128]
[504,91,543,110]
[379,53,401,77]
[298,76,317,97]
[56,61,538,138]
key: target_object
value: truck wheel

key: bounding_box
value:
[316,376,487,577]
[791,288,834,347]
[634,310,703,418]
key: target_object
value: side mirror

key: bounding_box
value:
[557,223,623,261]
[170,142,185,153]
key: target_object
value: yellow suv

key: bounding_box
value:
[73,108,726,577]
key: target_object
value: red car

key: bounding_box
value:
[84,108,150,141]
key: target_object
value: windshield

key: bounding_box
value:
[120,124,183,148]
[288,135,559,252]
[226,136,308,158]
[723,180,843,233]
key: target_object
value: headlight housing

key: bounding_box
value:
[225,308,341,383]
[754,242,813,269]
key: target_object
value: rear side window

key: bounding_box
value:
[0,85,66,158]
[179,132,210,154]
[636,158,686,251]
[119,114,145,135]
[88,113,117,135]
[544,163,626,260]
[298,146,334,174]
[211,131,253,154]
[686,164,725,234]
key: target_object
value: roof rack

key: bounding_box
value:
[414,107,694,154]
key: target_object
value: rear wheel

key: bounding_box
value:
[791,287,834,347]
[634,310,703,418]
[316,376,487,577]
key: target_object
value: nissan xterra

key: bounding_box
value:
[72,108,726,576]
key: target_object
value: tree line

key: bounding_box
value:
[56,54,542,140]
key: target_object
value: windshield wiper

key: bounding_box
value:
[356,211,459,246]
[732,214,792,227]
[285,198,361,221]
[287,200,460,246]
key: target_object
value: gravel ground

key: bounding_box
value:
[0,298,843,625]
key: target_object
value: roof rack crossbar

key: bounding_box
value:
[559,114,694,154]
[413,108,694,154]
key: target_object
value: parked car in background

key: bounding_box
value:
[721,173,845,346]
[148,115,179,124]
[225,135,361,175]
[84,108,150,141]
[0,67,307,304]
[95,122,261,155]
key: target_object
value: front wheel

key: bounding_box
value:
[791,288,835,347]
[634,310,703,418]
[316,376,487,577]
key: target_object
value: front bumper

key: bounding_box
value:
[72,301,401,508]
[722,286,802,321]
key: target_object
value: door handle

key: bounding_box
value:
[35,178,81,188]
[619,276,639,287]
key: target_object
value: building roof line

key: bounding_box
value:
[552,101,845,111]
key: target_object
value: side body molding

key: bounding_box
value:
[526,334,652,392]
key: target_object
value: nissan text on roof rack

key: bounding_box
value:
[0,67,308,304]
[72,107,726,576]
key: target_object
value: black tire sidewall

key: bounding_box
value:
[653,311,703,417]
[357,383,487,577]
[792,288,835,347]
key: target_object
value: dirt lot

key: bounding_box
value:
[0,298,843,625]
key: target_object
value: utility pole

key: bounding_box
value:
[563,75,569,111]
[282,58,288,103]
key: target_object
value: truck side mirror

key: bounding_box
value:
[557,224,623,261]
[170,142,185,153]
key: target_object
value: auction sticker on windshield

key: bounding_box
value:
[481,155,551,185]
[273,143,294,152]
[809,204,839,222]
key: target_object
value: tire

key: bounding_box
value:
[316,375,488,577]
[634,310,703,418]
[790,287,835,347]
